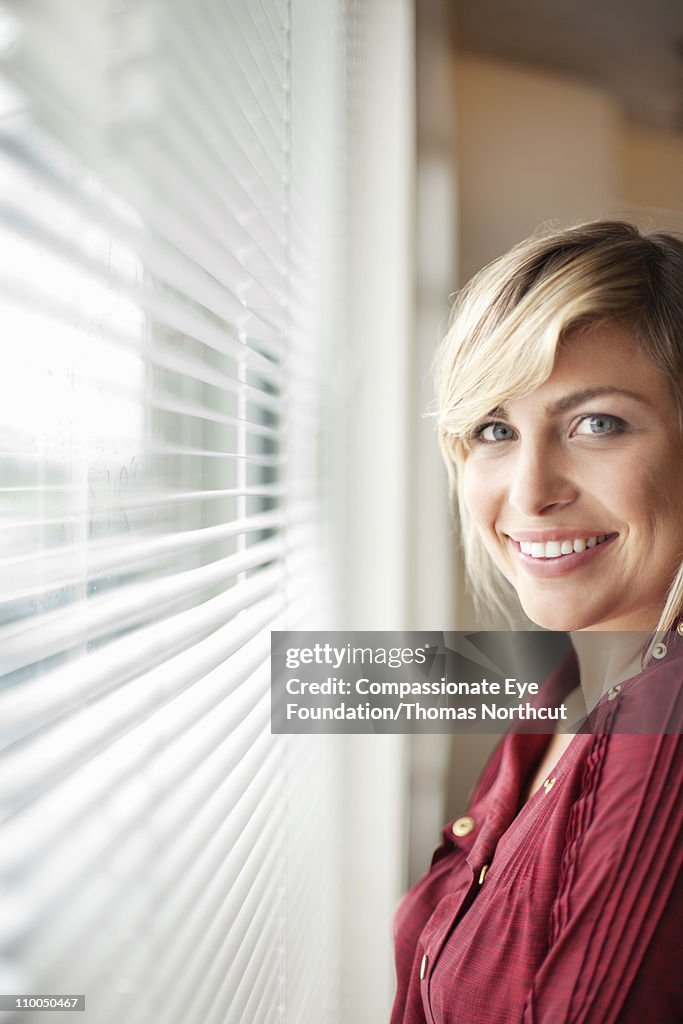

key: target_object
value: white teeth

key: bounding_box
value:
[517,535,610,558]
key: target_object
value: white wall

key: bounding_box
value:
[337,2,415,1021]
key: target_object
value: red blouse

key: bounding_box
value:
[391,636,683,1023]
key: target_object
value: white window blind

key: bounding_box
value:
[0,1,349,1022]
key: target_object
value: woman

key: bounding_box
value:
[391,221,683,1023]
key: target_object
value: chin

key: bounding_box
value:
[519,600,597,633]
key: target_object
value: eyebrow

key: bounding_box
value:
[492,386,652,420]
[546,386,653,415]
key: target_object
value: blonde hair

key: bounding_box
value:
[434,220,683,635]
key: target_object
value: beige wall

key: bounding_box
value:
[620,122,683,223]
[453,55,623,283]
[452,53,683,285]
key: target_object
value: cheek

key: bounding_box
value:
[600,448,683,567]
[651,473,683,562]
[616,455,680,533]
[462,460,499,531]
[657,459,683,524]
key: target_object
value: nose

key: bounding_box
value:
[507,441,578,517]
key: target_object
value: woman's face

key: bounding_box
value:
[462,324,683,631]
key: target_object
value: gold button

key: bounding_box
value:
[677,621,683,636]
[420,953,428,980]
[607,684,621,702]
[543,777,555,794]
[653,642,667,660]
[478,864,489,885]
[452,815,476,837]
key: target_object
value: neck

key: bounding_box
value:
[569,630,649,713]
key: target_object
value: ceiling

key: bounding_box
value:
[452,0,683,132]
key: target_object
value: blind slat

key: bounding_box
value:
[0,552,282,681]
[0,230,286,386]
[1,513,284,603]
[167,10,287,163]
[0,484,283,503]
[0,132,290,328]
[0,618,276,817]
[0,558,283,742]
[3,728,279,965]
[0,0,349,1020]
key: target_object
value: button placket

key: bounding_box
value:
[419,864,487,1008]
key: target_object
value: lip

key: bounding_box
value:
[506,532,619,578]
[505,529,616,543]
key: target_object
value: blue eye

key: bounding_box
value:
[474,422,516,443]
[574,414,624,436]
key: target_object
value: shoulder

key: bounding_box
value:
[581,640,683,735]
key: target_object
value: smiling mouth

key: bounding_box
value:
[510,534,618,559]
